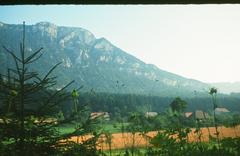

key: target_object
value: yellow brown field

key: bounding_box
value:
[68,125,240,150]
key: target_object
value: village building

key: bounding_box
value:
[90,112,110,121]
[195,110,210,120]
[0,117,58,124]
[34,117,58,124]
[215,107,230,115]
[185,112,193,118]
[185,110,210,121]
[145,112,158,118]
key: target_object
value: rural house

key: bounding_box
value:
[145,112,158,118]
[215,107,230,115]
[195,110,210,121]
[185,112,193,118]
[90,112,110,121]
[185,110,210,121]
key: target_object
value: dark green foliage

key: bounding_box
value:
[148,135,240,156]
[170,97,187,113]
[149,111,191,156]
[0,22,98,155]
[62,92,240,121]
[127,113,147,133]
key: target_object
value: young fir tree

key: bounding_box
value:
[0,22,99,155]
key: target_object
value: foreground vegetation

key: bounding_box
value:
[0,22,100,156]
[100,138,240,156]
[1,22,240,156]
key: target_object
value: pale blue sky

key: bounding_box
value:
[1,5,240,83]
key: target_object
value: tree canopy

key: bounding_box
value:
[170,97,187,113]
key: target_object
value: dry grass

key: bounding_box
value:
[67,125,240,150]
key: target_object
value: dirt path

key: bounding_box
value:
[68,126,240,150]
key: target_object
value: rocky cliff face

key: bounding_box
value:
[0,22,210,97]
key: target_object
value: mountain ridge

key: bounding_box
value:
[0,21,210,97]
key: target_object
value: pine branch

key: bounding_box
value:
[2,46,21,62]
[38,80,74,113]
[24,47,43,64]
[42,62,62,81]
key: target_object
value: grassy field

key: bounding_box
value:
[101,122,129,133]
[58,122,129,134]
[58,124,76,134]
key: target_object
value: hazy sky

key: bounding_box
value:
[1,5,240,83]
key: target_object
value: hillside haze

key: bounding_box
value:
[210,82,240,94]
[0,22,210,97]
